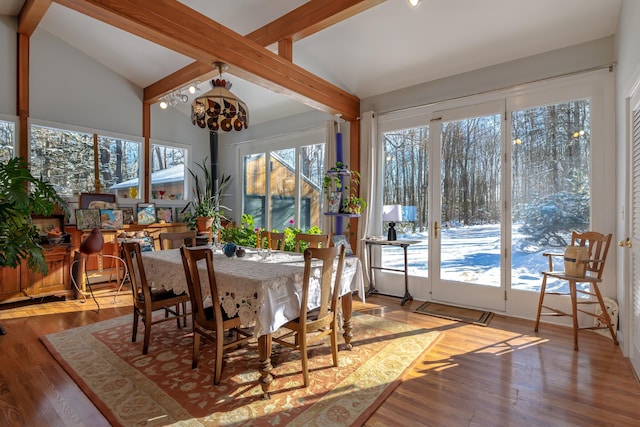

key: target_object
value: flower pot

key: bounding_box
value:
[196,216,214,233]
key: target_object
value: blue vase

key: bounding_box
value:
[223,242,236,257]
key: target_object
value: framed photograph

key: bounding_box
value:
[121,207,134,225]
[100,209,124,229]
[332,234,353,256]
[79,192,116,209]
[156,207,173,223]
[328,191,342,213]
[32,214,65,234]
[136,203,156,225]
[75,209,101,230]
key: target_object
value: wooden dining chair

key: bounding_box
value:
[180,246,253,385]
[257,231,286,251]
[534,231,617,350]
[294,233,330,252]
[121,242,190,355]
[159,230,197,250]
[272,245,346,386]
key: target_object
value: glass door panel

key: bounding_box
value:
[432,101,506,310]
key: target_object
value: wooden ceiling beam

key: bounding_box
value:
[18,0,52,35]
[55,0,361,121]
[246,0,385,45]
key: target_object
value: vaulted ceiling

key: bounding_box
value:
[2,0,622,125]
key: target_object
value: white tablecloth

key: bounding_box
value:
[141,248,363,337]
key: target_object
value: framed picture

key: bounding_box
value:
[100,209,124,229]
[175,207,189,223]
[32,214,65,234]
[66,201,79,225]
[79,193,116,209]
[75,209,101,230]
[328,191,342,213]
[136,203,156,225]
[121,207,134,225]
[156,207,173,223]
[332,234,353,256]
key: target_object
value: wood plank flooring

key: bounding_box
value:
[1,293,639,426]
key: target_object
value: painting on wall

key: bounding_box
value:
[76,209,101,230]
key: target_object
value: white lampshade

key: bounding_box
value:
[383,204,402,222]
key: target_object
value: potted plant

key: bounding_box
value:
[322,161,366,215]
[0,157,68,274]
[181,157,231,235]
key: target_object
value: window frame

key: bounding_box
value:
[149,138,191,206]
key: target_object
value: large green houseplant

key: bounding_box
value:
[0,157,68,274]
[181,157,231,234]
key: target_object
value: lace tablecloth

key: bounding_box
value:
[141,248,363,337]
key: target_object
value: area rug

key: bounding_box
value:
[414,301,494,326]
[41,312,441,426]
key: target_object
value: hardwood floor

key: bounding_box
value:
[1,293,639,426]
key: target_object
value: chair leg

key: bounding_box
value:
[214,328,224,385]
[592,283,619,345]
[300,333,309,387]
[142,315,152,355]
[175,304,181,328]
[192,331,201,369]
[534,275,548,332]
[330,324,339,367]
[569,280,579,351]
[182,302,188,327]
[131,309,139,342]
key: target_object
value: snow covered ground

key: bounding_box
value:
[378,223,581,294]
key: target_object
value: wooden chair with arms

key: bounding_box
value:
[121,242,190,355]
[159,230,197,250]
[534,231,618,350]
[180,246,253,385]
[294,233,330,252]
[272,245,346,386]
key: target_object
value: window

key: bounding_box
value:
[0,118,16,163]
[30,123,142,198]
[239,128,325,231]
[150,142,187,201]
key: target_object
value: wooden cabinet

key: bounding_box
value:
[0,244,73,303]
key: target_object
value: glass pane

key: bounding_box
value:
[30,125,94,197]
[99,136,141,199]
[0,120,15,163]
[244,153,266,228]
[382,127,429,276]
[270,148,296,229]
[511,100,591,293]
[299,143,325,230]
[440,113,502,286]
[149,143,186,201]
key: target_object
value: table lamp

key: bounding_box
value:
[383,205,402,241]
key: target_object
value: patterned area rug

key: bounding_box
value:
[41,313,441,426]
[414,302,494,327]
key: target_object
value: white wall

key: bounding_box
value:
[0,16,17,116]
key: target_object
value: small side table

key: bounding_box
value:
[364,238,421,306]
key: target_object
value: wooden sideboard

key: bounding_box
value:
[0,222,190,304]
[0,244,73,303]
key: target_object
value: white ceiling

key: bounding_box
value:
[1,0,622,125]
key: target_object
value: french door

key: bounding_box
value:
[430,101,506,311]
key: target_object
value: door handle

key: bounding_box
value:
[434,221,440,239]
[618,238,632,248]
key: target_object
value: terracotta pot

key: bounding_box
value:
[196,216,214,233]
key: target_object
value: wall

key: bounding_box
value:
[0,16,17,115]
[361,36,615,115]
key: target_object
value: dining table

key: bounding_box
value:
[141,246,364,398]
